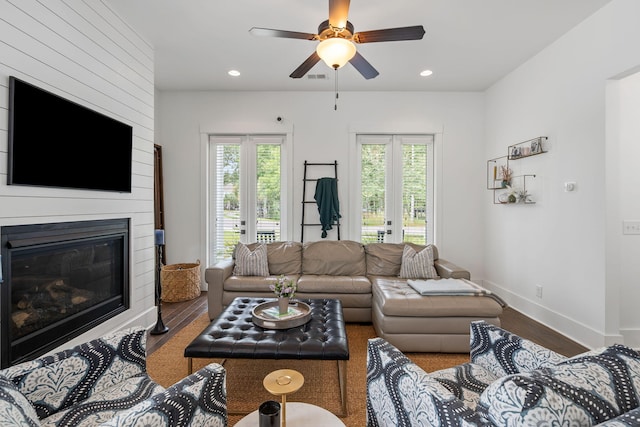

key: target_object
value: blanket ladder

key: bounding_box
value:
[301,160,341,242]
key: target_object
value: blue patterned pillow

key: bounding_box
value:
[101,363,227,427]
[477,345,640,426]
[470,320,566,377]
[367,338,486,427]
[597,406,640,426]
[429,363,500,410]
[1,327,147,419]
[0,375,40,426]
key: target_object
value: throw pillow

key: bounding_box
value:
[477,344,640,426]
[429,362,500,410]
[233,243,269,276]
[367,338,485,426]
[399,244,439,279]
[0,376,40,426]
[470,320,567,377]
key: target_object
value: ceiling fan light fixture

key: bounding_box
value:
[316,38,356,69]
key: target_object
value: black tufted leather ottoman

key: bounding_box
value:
[184,297,349,415]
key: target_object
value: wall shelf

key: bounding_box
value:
[488,137,547,205]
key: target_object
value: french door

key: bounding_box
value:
[356,134,434,244]
[208,135,286,263]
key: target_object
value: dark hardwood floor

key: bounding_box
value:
[146,291,588,357]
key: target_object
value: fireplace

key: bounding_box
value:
[1,218,130,368]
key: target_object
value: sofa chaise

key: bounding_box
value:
[0,327,227,427]
[366,320,640,426]
[206,240,505,352]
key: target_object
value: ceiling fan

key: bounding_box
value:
[249,0,426,80]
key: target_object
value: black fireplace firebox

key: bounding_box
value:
[1,218,130,368]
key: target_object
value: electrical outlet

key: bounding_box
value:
[535,285,543,299]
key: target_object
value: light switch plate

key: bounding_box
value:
[623,221,640,235]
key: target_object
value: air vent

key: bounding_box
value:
[307,74,328,80]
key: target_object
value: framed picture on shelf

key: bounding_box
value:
[531,139,540,153]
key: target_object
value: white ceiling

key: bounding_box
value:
[105,0,612,92]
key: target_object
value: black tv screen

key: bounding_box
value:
[8,77,133,193]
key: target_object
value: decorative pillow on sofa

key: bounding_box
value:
[399,244,439,279]
[233,243,269,276]
[365,243,440,277]
[0,376,40,426]
[470,320,567,377]
[477,344,640,426]
[367,338,485,427]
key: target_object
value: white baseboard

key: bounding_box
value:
[620,328,640,349]
[478,279,621,350]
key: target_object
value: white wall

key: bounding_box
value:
[156,91,487,281]
[0,0,157,350]
[607,70,640,348]
[484,0,640,348]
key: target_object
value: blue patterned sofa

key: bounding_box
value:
[367,320,640,426]
[0,327,227,427]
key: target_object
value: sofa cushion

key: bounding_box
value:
[365,243,439,276]
[233,243,269,276]
[367,337,486,426]
[224,275,300,292]
[0,375,40,426]
[477,344,640,427]
[265,241,302,275]
[399,245,439,279]
[470,320,567,377]
[296,275,371,294]
[302,240,366,276]
[372,279,504,318]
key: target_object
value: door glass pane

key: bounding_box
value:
[402,144,427,244]
[214,144,240,261]
[256,144,281,243]
[360,144,386,243]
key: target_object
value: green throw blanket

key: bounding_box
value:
[314,177,341,238]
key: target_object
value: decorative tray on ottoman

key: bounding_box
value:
[252,300,312,329]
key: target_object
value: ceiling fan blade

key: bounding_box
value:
[349,51,379,79]
[249,27,317,40]
[290,52,321,78]
[353,25,426,43]
[329,0,350,29]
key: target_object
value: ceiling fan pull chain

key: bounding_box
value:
[334,68,339,110]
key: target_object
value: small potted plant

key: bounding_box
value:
[500,165,513,188]
[270,274,297,314]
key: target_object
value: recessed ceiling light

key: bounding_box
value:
[420,69,433,77]
[228,70,241,77]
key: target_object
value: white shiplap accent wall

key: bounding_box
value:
[0,0,156,350]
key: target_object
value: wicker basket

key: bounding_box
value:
[161,260,201,302]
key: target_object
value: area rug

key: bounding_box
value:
[147,313,470,426]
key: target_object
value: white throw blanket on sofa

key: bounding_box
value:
[408,278,507,306]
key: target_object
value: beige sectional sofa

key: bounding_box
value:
[205,240,504,352]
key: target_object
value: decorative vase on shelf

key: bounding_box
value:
[278,297,289,315]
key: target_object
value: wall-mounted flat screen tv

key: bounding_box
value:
[8,76,133,193]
